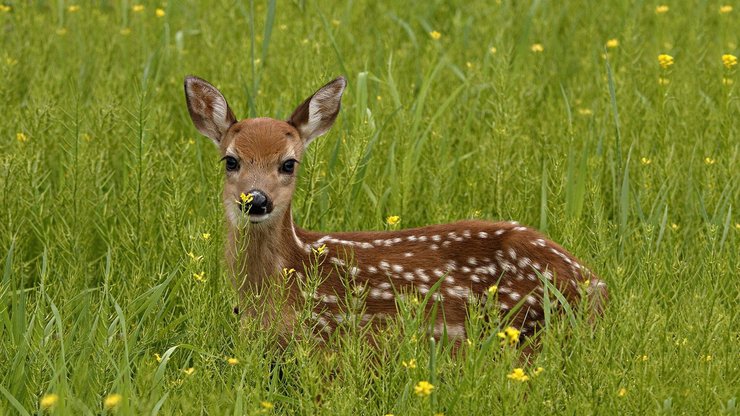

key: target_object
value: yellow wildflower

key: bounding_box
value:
[671,223,679,231]
[40,394,59,410]
[331,19,340,26]
[386,215,400,226]
[533,367,544,376]
[606,39,619,48]
[201,233,210,240]
[279,24,287,30]
[193,272,206,282]
[377,95,382,101]
[704,157,715,165]
[16,132,28,143]
[466,61,473,69]
[658,54,674,69]
[429,31,441,40]
[577,108,593,116]
[120,28,131,36]
[402,358,417,369]
[67,5,80,12]
[414,380,434,397]
[155,353,162,363]
[702,354,713,362]
[487,285,498,295]
[434,413,445,416]
[103,394,122,410]
[313,244,327,256]
[227,357,239,365]
[497,326,520,346]
[719,5,732,13]
[155,8,165,17]
[722,54,738,69]
[490,46,497,54]
[240,192,254,204]
[282,268,296,275]
[639,354,648,362]
[187,251,203,262]
[183,367,195,375]
[0,5,11,12]
[56,27,67,36]
[260,401,274,409]
[735,223,740,230]
[507,368,530,382]
[723,78,734,86]
[618,387,628,397]
[132,4,144,12]
[655,5,669,14]
[658,77,670,85]
[640,157,651,165]
[531,43,544,53]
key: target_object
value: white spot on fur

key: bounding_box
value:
[431,235,441,242]
[379,260,390,270]
[367,266,378,273]
[494,229,505,236]
[431,244,439,250]
[462,230,471,238]
[403,272,415,281]
[404,252,413,258]
[467,257,478,265]
[478,231,488,238]
[392,264,404,273]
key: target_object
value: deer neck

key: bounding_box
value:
[227,205,306,289]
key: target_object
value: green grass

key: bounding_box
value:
[1,0,738,414]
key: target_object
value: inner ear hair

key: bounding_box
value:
[184,76,237,145]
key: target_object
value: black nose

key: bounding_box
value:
[241,189,273,215]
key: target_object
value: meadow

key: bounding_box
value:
[1,0,738,414]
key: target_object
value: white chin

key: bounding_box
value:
[248,213,270,224]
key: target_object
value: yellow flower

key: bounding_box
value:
[658,54,674,69]
[56,27,67,36]
[187,251,203,262]
[132,4,144,12]
[16,132,28,143]
[655,5,669,14]
[183,367,195,375]
[722,54,738,69]
[735,223,740,230]
[466,61,473,69]
[227,357,239,365]
[487,285,498,295]
[414,380,434,397]
[531,43,544,53]
[606,39,619,48]
[497,326,520,346]
[67,5,80,12]
[260,401,274,409]
[103,394,122,410]
[155,353,162,363]
[533,367,544,376]
[507,368,530,382]
[201,233,210,240]
[719,5,732,13]
[376,95,382,101]
[0,5,11,12]
[240,192,254,204]
[193,272,206,282]
[155,8,165,17]
[639,354,648,362]
[402,358,417,369]
[313,244,327,256]
[490,46,497,54]
[386,215,400,226]
[40,394,59,410]
[671,223,679,231]
[658,77,670,85]
[723,78,734,86]
[577,108,593,116]
[704,157,715,165]
[282,268,296,276]
[331,19,340,26]
[640,157,651,165]
[702,355,712,362]
[618,387,628,397]
[429,31,441,40]
[434,413,445,416]
[279,24,288,30]
[120,28,131,36]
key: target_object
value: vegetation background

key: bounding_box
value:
[1,0,738,414]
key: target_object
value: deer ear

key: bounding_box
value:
[287,76,346,145]
[184,76,237,145]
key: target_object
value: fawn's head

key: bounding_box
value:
[184,76,346,226]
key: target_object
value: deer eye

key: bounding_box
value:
[279,159,298,174]
[222,156,239,172]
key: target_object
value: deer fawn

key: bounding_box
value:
[184,75,607,346]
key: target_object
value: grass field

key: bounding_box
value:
[1,0,738,414]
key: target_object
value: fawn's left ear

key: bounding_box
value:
[184,76,237,145]
[287,76,346,146]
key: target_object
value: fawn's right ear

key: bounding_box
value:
[184,76,237,145]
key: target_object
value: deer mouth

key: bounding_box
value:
[248,213,270,224]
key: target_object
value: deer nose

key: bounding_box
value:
[241,189,273,215]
